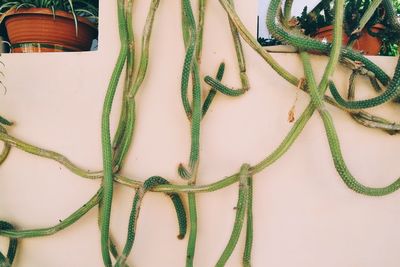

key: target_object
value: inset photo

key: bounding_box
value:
[0,0,98,53]
[257,0,400,56]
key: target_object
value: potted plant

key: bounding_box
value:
[296,0,400,56]
[0,0,98,53]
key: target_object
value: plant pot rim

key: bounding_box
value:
[315,23,385,34]
[2,7,97,30]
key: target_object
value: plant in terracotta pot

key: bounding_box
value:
[0,0,98,53]
[296,0,400,55]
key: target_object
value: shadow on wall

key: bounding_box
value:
[0,0,98,53]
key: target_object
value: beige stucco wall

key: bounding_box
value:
[0,1,399,266]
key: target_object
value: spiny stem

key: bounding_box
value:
[216,164,250,266]
[0,188,102,238]
[0,126,11,165]
[347,71,400,134]
[112,100,136,171]
[196,0,206,62]
[0,115,12,126]
[204,0,249,96]
[128,0,161,99]
[116,176,187,266]
[0,132,103,179]
[181,1,203,265]
[202,62,226,117]
[243,176,253,267]
[186,192,197,267]
[301,51,400,196]
[283,0,294,22]
[0,221,18,266]
[100,0,129,265]
[112,0,135,153]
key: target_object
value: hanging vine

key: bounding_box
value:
[0,0,399,266]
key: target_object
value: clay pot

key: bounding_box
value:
[3,8,98,53]
[11,43,73,53]
[313,24,384,55]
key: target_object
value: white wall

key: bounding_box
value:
[0,1,400,266]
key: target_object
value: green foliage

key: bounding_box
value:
[297,0,399,56]
[380,0,400,55]
[0,0,98,23]
[257,36,282,46]
[392,0,400,11]
[297,1,334,35]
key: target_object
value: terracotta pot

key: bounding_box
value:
[313,25,349,44]
[3,8,97,53]
[312,24,384,55]
[11,43,74,53]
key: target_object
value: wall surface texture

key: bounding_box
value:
[0,1,399,266]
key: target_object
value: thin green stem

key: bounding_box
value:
[186,192,197,267]
[112,100,136,170]
[204,0,249,96]
[112,0,135,153]
[301,52,400,196]
[202,62,225,117]
[116,176,187,266]
[349,0,382,36]
[229,0,249,88]
[97,200,121,261]
[0,132,103,179]
[196,0,206,62]
[227,0,248,88]
[180,0,197,120]
[0,221,18,266]
[243,177,253,267]
[189,53,202,172]
[328,57,400,109]
[0,188,102,238]
[0,115,12,126]
[347,71,400,134]
[0,127,11,165]
[100,0,129,265]
[283,0,293,22]
[219,0,298,85]
[382,0,400,31]
[128,0,161,99]
[115,188,143,267]
[257,0,345,163]
[181,1,201,265]
[216,164,250,266]
[317,0,343,94]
